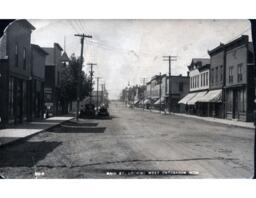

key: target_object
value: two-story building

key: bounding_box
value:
[43,43,64,115]
[144,73,189,112]
[167,74,190,113]
[197,44,226,118]
[179,58,210,116]
[30,44,48,119]
[224,35,254,121]
[0,19,35,125]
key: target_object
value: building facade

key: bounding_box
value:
[179,58,210,116]
[205,44,226,118]
[30,44,48,119]
[143,73,189,112]
[224,36,255,121]
[0,20,35,125]
[43,43,64,115]
[166,75,190,112]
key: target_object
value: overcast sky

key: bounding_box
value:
[29,19,251,99]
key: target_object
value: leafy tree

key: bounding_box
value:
[60,54,92,113]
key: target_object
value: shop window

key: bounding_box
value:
[226,90,233,112]
[239,89,246,113]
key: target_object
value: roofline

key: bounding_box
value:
[208,35,249,55]
[0,19,34,39]
[208,43,225,55]
[54,43,63,51]
[31,44,49,55]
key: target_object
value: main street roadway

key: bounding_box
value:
[0,101,254,178]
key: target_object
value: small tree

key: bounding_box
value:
[60,54,91,113]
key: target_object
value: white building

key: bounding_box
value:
[178,58,210,115]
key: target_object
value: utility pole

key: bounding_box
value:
[96,77,101,113]
[163,55,177,114]
[74,33,92,121]
[87,63,97,105]
[101,84,105,105]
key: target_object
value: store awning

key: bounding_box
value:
[133,100,139,105]
[144,99,151,104]
[198,89,222,103]
[187,91,207,105]
[154,97,165,105]
[178,92,198,104]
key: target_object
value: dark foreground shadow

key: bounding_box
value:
[0,141,62,167]
[48,125,106,133]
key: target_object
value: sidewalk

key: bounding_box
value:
[0,116,73,147]
[133,107,255,129]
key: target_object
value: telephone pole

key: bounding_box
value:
[163,55,177,113]
[74,33,92,121]
[101,83,105,105]
[87,63,97,105]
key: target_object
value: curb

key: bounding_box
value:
[131,106,254,130]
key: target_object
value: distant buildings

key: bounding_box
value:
[122,35,255,123]
[123,73,189,113]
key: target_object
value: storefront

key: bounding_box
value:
[198,89,223,118]
[187,91,208,115]
[225,86,247,121]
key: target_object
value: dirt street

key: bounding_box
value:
[0,101,254,178]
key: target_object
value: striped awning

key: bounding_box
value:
[187,91,208,105]
[154,97,165,105]
[144,99,151,104]
[198,89,222,103]
[178,92,197,104]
